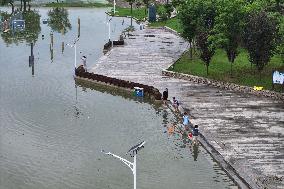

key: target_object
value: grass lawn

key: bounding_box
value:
[109,7,147,21]
[170,49,284,92]
[45,2,111,7]
[148,17,183,33]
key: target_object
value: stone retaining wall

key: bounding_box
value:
[76,66,162,101]
[163,26,180,35]
[162,70,284,101]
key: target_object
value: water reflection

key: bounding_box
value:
[75,78,155,105]
[28,43,35,76]
[191,142,200,161]
[1,10,41,45]
[165,123,200,161]
[47,7,71,34]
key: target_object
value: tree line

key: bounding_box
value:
[168,0,284,77]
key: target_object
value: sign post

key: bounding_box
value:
[272,70,284,92]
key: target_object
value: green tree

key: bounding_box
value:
[178,0,200,58]
[178,0,216,58]
[243,11,278,79]
[196,31,215,76]
[210,0,246,77]
[48,7,71,34]
[275,15,284,63]
[157,5,168,21]
[142,0,150,16]
[171,0,185,10]
[164,3,173,19]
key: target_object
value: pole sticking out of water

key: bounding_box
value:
[29,43,35,75]
[50,43,53,62]
[32,61,34,76]
[78,17,80,38]
[31,43,33,56]
[62,42,64,54]
[50,33,54,48]
[113,0,116,14]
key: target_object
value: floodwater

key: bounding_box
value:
[0,8,237,189]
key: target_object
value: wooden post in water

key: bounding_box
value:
[29,43,34,68]
[29,43,35,75]
[50,43,53,62]
[62,42,64,54]
[50,33,54,48]
[32,61,34,76]
[78,17,80,38]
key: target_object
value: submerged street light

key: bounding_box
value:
[101,141,146,189]
[66,38,79,75]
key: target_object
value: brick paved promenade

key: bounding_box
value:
[91,28,284,189]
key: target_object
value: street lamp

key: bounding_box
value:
[113,0,116,14]
[107,16,112,42]
[67,38,79,75]
[101,141,146,189]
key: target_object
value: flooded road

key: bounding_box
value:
[0,8,237,189]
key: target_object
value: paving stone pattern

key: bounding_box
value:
[91,28,284,189]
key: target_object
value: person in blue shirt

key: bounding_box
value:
[182,112,190,130]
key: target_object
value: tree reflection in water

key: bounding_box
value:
[1,10,41,45]
[48,7,71,34]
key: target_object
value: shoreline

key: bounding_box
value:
[90,26,284,188]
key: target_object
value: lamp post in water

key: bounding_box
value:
[101,141,146,189]
[107,16,112,42]
[67,38,79,75]
[113,0,116,14]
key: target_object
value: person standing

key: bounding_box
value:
[3,19,9,32]
[172,97,179,111]
[81,56,87,71]
[192,125,199,144]
[182,112,190,130]
[162,88,168,103]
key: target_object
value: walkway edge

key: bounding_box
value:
[169,104,256,189]
[162,70,284,101]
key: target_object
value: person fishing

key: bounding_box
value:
[182,112,190,130]
[192,125,199,143]
[172,97,179,112]
[162,88,168,104]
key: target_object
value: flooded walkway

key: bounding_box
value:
[91,27,284,189]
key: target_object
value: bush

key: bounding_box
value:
[157,5,168,21]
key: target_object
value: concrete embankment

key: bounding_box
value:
[90,27,284,189]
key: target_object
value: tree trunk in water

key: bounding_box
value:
[9,2,14,14]
[130,3,133,27]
